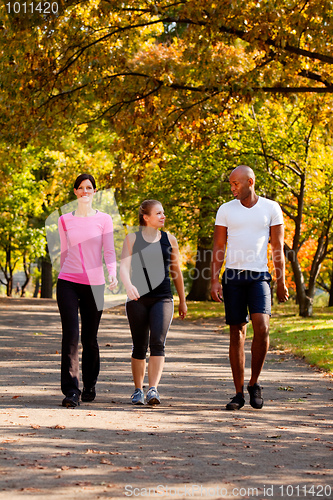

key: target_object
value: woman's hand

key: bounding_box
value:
[108,275,118,290]
[178,301,187,320]
[126,284,140,301]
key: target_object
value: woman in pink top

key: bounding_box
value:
[57,173,117,408]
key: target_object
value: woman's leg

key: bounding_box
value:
[126,298,150,390]
[56,279,80,396]
[80,284,104,391]
[147,356,165,389]
[131,358,146,390]
[148,298,174,389]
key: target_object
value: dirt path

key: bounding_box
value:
[0,298,332,499]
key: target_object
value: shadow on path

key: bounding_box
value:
[0,298,332,499]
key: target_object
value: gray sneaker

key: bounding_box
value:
[131,388,144,405]
[146,386,160,405]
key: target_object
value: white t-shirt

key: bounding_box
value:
[215,197,284,272]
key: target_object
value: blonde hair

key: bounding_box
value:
[139,200,161,226]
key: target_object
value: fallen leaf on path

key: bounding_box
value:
[20,488,41,492]
[100,458,113,465]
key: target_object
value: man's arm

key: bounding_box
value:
[211,225,228,302]
[270,224,289,303]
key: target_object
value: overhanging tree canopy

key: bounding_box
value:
[1,0,333,144]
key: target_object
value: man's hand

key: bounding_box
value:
[277,282,289,303]
[211,281,223,303]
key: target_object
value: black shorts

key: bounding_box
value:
[222,269,272,325]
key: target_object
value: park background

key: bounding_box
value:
[0,0,332,376]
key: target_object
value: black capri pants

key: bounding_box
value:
[126,296,174,359]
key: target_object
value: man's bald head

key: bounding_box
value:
[228,165,257,204]
[230,165,255,183]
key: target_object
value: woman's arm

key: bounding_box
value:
[58,216,68,269]
[120,233,140,301]
[103,215,118,290]
[168,233,187,319]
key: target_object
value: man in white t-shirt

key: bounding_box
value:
[211,165,289,410]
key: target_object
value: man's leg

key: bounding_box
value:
[246,272,272,409]
[229,323,247,394]
[249,313,270,385]
[226,323,247,410]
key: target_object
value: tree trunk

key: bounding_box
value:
[41,255,53,298]
[285,245,313,317]
[328,269,333,307]
[186,238,212,301]
[4,246,14,297]
[6,277,13,297]
[21,255,30,297]
[33,276,40,298]
[298,294,313,317]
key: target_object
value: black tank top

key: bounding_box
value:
[131,230,172,298]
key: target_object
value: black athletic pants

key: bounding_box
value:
[56,279,104,396]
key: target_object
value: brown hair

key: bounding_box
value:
[139,200,161,226]
[74,173,96,190]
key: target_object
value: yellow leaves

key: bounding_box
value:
[130,43,183,71]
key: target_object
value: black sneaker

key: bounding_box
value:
[81,387,96,402]
[62,392,80,408]
[226,392,245,410]
[247,383,263,409]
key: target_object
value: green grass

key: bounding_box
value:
[269,303,333,375]
[175,299,333,375]
[181,300,225,321]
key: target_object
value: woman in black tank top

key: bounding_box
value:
[120,200,187,405]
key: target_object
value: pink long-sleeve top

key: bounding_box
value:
[58,211,117,286]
